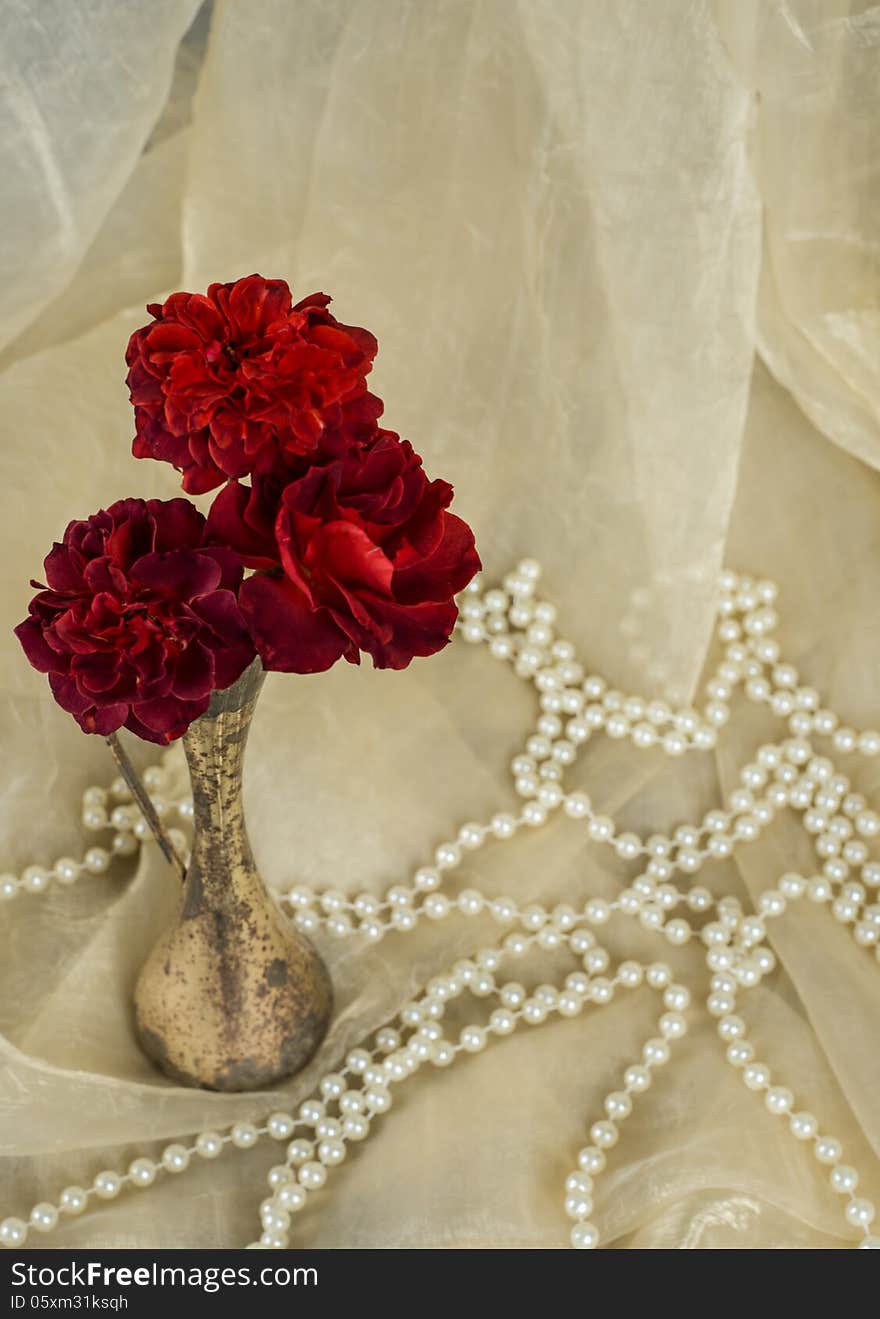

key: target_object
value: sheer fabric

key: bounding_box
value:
[0,0,878,1248]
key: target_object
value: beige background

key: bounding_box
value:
[1,0,879,1248]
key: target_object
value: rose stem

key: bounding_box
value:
[105,732,187,881]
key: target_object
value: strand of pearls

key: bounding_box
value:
[565,992,688,1249]
[2,562,878,1249]
[0,763,192,901]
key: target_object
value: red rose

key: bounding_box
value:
[207,432,481,672]
[126,276,381,493]
[14,498,256,743]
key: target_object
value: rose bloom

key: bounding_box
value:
[207,430,481,672]
[15,499,255,743]
[126,276,380,493]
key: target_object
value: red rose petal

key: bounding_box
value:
[14,618,62,673]
[133,693,210,739]
[206,481,280,570]
[349,595,459,670]
[43,542,85,593]
[240,573,348,674]
[148,497,206,553]
[393,512,481,604]
[172,640,216,700]
[131,549,221,599]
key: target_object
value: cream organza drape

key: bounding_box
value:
[1,0,878,1248]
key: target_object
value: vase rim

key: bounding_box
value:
[204,655,266,719]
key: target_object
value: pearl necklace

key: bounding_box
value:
[2,563,878,1250]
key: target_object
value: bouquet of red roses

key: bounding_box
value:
[15,277,480,744]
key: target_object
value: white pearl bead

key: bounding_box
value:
[557,992,582,1017]
[84,847,110,874]
[624,1064,651,1093]
[317,1139,346,1167]
[365,1085,392,1113]
[491,897,517,922]
[228,1122,258,1149]
[663,984,690,1011]
[659,1012,687,1039]
[267,1112,296,1140]
[743,1063,771,1091]
[604,1091,632,1120]
[859,731,880,756]
[789,1112,818,1140]
[22,865,51,893]
[434,843,461,870]
[814,1136,842,1165]
[30,1202,58,1233]
[192,1131,224,1160]
[458,822,485,849]
[565,1194,594,1220]
[844,1199,875,1229]
[286,1139,315,1166]
[578,1146,606,1174]
[499,981,525,1010]
[298,1162,327,1190]
[423,893,450,920]
[342,1115,370,1141]
[587,815,614,842]
[127,1157,157,1187]
[93,1171,122,1199]
[522,999,547,1024]
[664,918,692,945]
[584,898,611,924]
[459,1025,487,1053]
[488,1008,515,1035]
[614,832,642,860]
[491,813,517,839]
[643,1038,670,1067]
[830,1165,859,1194]
[590,1120,618,1149]
[764,1086,793,1115]
[277,1183,308,1212]
[564,792,591,819]
[0,1218,27,1247]
[162,1144,190,1173]
[617,960,644,988]
[54,857,80,886]
[59,1186,88,1215]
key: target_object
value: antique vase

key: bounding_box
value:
[134,659,333,1091]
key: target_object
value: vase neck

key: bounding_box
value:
[182,659,266,893]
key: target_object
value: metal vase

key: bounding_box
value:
[134,658,333,1091]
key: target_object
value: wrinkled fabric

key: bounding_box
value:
[0,0,878,1250]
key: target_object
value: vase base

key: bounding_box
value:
[134,919,334,1093]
